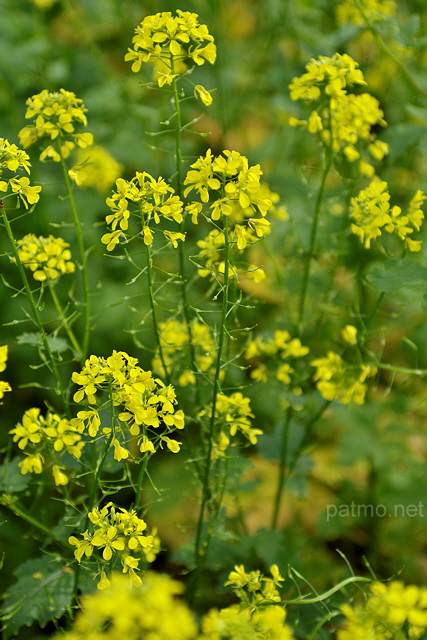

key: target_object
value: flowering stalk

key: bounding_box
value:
[192,215,231,597]
[353,0,427,97]
[1,202,68,412]
[271,406,293,530]
[170,57,202,405]
[144,225,170,384]
[297,102,334,331]
[58,144,91,356]
[47,281,84,359]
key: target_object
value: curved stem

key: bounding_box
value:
[297,114,334,333]
[191,218,230,601]
[58,145,91,356]
[1,202,68,413]
[48,281,84,360]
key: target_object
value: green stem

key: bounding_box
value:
[146,241,170,383]
[48,281,84,359]
[170,58,202,405]
[58,145,91,356]
[191,217,230,600]
[297,112,334,332]
[134,450,151,511]
[88,396,115,513]
[1,496,53,537]
[271,406,293,530]
[1,202,68,413]
[354,0,427,97]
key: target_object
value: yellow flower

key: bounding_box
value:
[125,10,216,85]
[19,89,93,162]
[194,84,213,106]
[350,179,425,251]
[16,234,75,281]
[104,172,184,251]
[341,324,358,345]
[0,138,41,208]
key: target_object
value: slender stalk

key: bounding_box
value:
[271,406,293,530]
[146,241,170,383]
[1,496,54,537]
[1,202,68,412]
[354,0,427,98]
[134,449,151,511]
[47,281,84,359]
[58,145,91,356]
[87,392,116,513]
[297,109,334,332]
[170,56,202,405]
[191,218,230,600]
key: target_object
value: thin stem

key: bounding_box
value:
[58,145,91,356]
[146,241,170,383]
[271,406,293,530]
[88,397,115,514]
[47,281,84,359]
[1,496,54,537]
[297,109,334,332]
[1,202,68,413]
[191,217,230,600]
[134,450,151,511]
[354,0,427,97]
[170,58,202,405]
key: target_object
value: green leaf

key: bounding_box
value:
[0,458,30,494]
[366,259,427,293]
[16,333,68,353]
[1,556,74,638]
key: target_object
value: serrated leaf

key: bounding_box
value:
[0,458,30,493]
[16,333,68,353]
[366,260,427,293]
[2,556,74,638]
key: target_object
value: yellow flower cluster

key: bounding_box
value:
[56,571,198,639]
[245,329,309,386]
[311,351,377,405]
[199,392,262,457]
[336,0,396,26]
[71,350,184,459]
[201,564,294,639]
[69,503,161,589]
[185,149,273,283]
[55,568,294,640]
[152,318,216,386]
[9,407,84,485]
[350,179,425,251]
[102,172,184,251]
[225,564,285,608]
[289,53,366,101]
[16,234,75,282]
[19,89,93,161]
[289,54,388,175]
[184,149,271,215]
[339,581,427,640]
[200,605,294,640]
[68,145,123,192]
[0,138,41,208]
[0,345,12,404]
[125,10,216,89]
